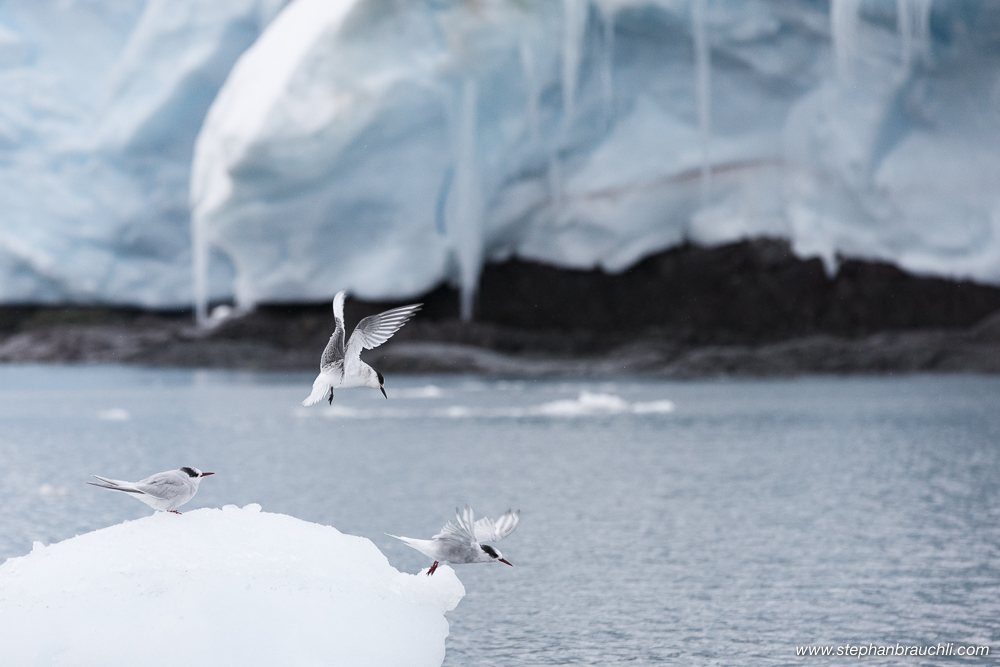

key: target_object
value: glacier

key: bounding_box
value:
[0,504,465,666]
[0,0,288,307]
[1,0,1000,314]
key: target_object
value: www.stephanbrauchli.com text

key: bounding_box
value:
[796,643,989,657]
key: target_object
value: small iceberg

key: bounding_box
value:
[535,391,676,416]
[97,408,130,421]
[393,385,445,399]
[295,391,675,420]
[0,505,464,666]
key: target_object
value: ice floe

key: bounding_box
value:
[0,504,464,666]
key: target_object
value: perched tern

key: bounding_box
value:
[87,467,215,514]
[302,290,422,406]
[390,505,520,575]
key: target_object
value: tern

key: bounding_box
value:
[389,505,520,575]
[302,289,422,406]
[87,467,215,514]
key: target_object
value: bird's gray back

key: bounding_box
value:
[435,534,486,563]
[135,471,192,501]
[320,327,346,374]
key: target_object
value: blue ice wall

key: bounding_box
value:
[1,0,998,310]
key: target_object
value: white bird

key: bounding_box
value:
[389,505,521,575]
[302,290,422,406]
[87,467,215,514]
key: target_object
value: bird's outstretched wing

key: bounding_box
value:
[473,509,521,543]
[345,302,422,361]
[320,290,347,372]
[433,504,479,546]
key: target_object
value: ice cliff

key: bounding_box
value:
[0,0,287,306]
[0,504,464,666]
[2,1,999,314]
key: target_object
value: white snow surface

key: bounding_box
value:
[3,1,1000,307]
[0,504,464,666]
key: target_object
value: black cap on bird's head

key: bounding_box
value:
[481,544,513,567]
[376,369,386,399]
[180,466,214,478]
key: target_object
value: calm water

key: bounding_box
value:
[0,365,998,665]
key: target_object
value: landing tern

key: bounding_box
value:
[390,505,520,575]
[87,467,214,514]
[302,290,422,406]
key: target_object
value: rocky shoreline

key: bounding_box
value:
[0,311,997,377]
[1,240,999,377]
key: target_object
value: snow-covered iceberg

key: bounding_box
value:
[0,504,464,666]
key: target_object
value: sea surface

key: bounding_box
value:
[0,365,997,665]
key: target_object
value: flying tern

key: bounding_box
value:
[390,505,521,575]
[87,467,214,514]
[302,290,422,406]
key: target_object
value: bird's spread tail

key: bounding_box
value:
[302,374,329,406]
[386,534,437,559]
[88,475,143,494]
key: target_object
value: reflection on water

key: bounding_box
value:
[0,366,997,665]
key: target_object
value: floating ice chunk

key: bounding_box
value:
[37,484,68,497]
[394,385,445,399]
[0,505,464,667]
[534,392,676,416]
[97,408,130,421]
[536,391,631,416]
[293,391,675,419]
[204,304,237,328]
[631,399,676,414]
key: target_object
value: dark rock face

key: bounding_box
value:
[475,239,1000,342]
[1,238,999,375]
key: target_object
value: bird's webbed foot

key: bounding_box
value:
[168,510,182,515]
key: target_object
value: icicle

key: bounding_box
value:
[599,4,616,126]
[192,216,208,327]
[897,0,912,70]
[913,0,932,65]
[692,0,711,205]
[561,0,587,134]
[548,151,564,213]
[519,37,540,142]
[898,0,932,71]
[450,78,483,322]
[552,0,587,217]
[831,0,862,89]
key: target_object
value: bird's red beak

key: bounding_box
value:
[201,472,215,477]
[499,558,513,567]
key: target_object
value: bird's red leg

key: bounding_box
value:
[427,561,439,576]
[169,510,182,515]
